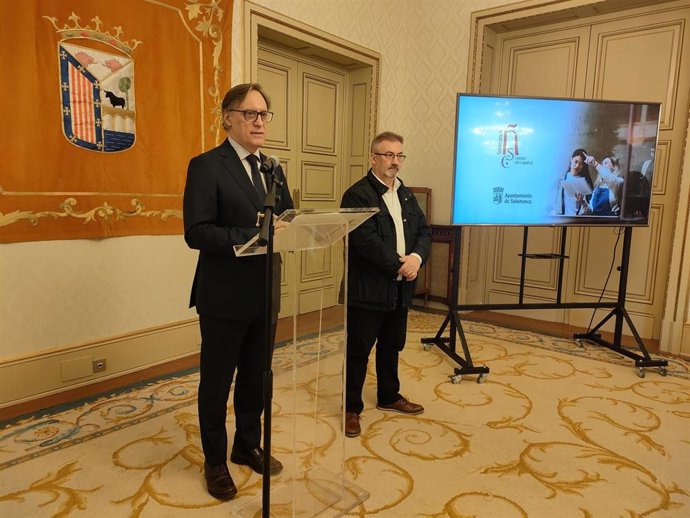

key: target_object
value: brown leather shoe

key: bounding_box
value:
[204,461,237,500]
[377,396,424,415]
[345,412,361,437]
[230,446,283,475]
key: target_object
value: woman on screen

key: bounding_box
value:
[586,154,624,216]
[554,148,594,215]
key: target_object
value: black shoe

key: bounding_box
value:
[231,446,283,475]
[204,461,237,500]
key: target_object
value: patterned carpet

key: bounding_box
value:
[1,310,689,517]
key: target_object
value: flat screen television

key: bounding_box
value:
[451,94,660,226]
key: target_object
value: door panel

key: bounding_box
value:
[296,62,344,313]
[259,60,291,150]
[477,26,591,321]
[498,27,590,97]
[257,47,346,317]
[589,15,686,130]
[568,9,690,336]
[344,66,371,190]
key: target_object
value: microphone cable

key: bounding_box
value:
[585,227,623,335]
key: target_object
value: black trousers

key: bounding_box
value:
[345,290,408,415]
[197,313,276,465]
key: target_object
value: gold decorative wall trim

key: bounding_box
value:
[0,198,182,228]
[183,0,226,142]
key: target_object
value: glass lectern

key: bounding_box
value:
[230,208,377,518]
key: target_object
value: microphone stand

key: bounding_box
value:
[256,168,282,518]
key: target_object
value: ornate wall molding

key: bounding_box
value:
[0,198,182,228]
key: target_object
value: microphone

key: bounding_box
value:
[260,155,281,174]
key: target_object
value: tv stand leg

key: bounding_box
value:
[574,307,667,376]
[421,309,490,384]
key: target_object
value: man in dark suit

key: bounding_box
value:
[183,83,293,500]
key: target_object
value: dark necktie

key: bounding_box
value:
[246,154,266,201]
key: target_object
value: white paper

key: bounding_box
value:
[561,176,592,197]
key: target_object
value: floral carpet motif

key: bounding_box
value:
[1,311,689,517]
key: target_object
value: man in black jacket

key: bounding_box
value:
[340,131,431,438]
[183,83,293,500]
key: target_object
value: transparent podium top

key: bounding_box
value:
[233,207,378,257]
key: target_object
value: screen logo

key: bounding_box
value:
[493,186,504,204]
[498,124,533,168]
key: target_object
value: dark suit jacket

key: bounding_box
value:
[183,139,293,319]
[341,170,431,311]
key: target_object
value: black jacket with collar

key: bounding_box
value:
[341,170,431,311]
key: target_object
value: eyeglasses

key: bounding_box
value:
[373,152,406,161]
[229,109,274,123]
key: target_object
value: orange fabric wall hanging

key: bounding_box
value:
[0,0,232,243]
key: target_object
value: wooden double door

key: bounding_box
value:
[466,1,690,339]
[256,44,371,317]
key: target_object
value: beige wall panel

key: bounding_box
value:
[500,27,590,97]
[277,158,296,208]
[467,228,483,284]
[486,290,565,322]
[682,323,690,357]
[349,164,365,187]
[591,19,684,130]
[481,41,495,93]
[302,76,338,154]
[652,139,670,194]
[343,66,372,197]
[478,26,591,318]
[574,218,660,304]
[492,227,561,289]
[258,61,290,149]
[350,83,368,158]
[581,8,690,338]
[301,162,337,202]
[429,241,450,301]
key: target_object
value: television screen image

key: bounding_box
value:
[451,94,660,226]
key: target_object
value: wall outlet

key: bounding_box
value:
[92,359,107,373]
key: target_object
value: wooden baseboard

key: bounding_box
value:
[0,353,201,423]
[0,307,344,424]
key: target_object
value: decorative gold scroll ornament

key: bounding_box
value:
[186,0,225,142]
[0,198,182,228]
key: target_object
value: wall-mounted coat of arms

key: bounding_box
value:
[45,14,141,152]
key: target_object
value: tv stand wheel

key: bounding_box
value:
[637,367,646,378]
[422,343,432,352]
[659,366,668,377]
[575,338,585,348]
[450,374,462,384]
[477,373,487,384]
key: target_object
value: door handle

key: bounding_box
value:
[292,188,301,209]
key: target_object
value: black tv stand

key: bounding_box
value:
[422,225,668,381]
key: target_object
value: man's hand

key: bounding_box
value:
[274,217,289,236]
[398,255,421,280]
